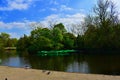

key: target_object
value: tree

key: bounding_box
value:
[63,33,76,49]
[70,24,84,35]
[28,36,53,53]
[0,32,18,51]
[27,27,54,53]
[51,23,66,50]
[82,0,120,49]
[53,23,67,34]
[6,38,17,47]
[0,32,10,40]
[93,0,119,27]
[76,35,84,49]
[17,34,30,51]
[0,32,10,47]
[52,27,63,42]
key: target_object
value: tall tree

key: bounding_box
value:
[52,23,65,50]
[83,0,120,49]
[93,0,119,28]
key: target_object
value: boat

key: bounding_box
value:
[37,50,76,56]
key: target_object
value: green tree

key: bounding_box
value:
[28,36,53,53]
[76,35,84,49]
[6,38,17,47]
[52,27,63,42]
[53,23,67,33]
[63,33,76,49]
[51,23,66,50]
[0,32,11,49]
[27,27,53,53]
[0,32,10,40]
[17,34,30,51]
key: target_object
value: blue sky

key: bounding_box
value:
[0,0,119,38]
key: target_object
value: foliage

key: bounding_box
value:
[63,33,76,49]
[17,34,29,51]
[17,23,76,54]
[17,0,120,54]
[78,0,120,50]
[0,32,17,51]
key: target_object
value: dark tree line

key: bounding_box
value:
[17,0,120,54]
[80,0,120,50]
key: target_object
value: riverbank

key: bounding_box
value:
[0,66,120,80]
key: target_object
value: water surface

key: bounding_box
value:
[0,50,120,75]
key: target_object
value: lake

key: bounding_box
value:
[0,50,120,75]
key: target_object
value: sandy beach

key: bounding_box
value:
[0,66,120,80]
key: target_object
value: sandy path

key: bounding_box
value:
[0,66,120,80]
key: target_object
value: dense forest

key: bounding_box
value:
[1,0,120,54]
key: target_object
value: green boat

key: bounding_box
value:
[37,50,76,56]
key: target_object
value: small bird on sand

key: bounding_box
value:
[47,71,51,75]
[5,78,7,80]
[24,65,30,69]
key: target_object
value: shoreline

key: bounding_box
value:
[0,66,120,80]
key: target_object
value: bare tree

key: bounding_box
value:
[29,22,45,30]
[47,20,57,29]
[93,0,119,27]
[70,24,84,35]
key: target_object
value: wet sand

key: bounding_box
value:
[0,66,120,80]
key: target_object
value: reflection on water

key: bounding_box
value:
[1,57,30,67]
[67,61,89,73]
[0,51,30,67]
[1,51,120,75]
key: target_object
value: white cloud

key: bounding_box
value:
[39,9,46,12]
[8,32,20,38]
[0,0,34,11]
[60,5,73,11]
[59,14,85,26]
[39,13,86,35]
[49,0,59,5]
[0,13,86,38]
[49,5,74,12]
[41,13,85,28]
[0,21,40,30]
[0,21,26,29]
[50,8,57,11]
[0,21,36,38]
[44,14,59,21]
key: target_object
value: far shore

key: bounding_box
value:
[0,66,120,80]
